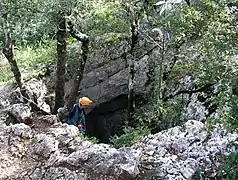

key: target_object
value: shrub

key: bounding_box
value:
[219,152,238,180]
[78,134,100,144]
[110,126,149,148]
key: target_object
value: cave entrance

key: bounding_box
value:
[85,94,128,143]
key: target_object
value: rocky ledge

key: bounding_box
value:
[0,119,237,180]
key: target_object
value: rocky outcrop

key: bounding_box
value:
[78,35,152,108]
[136,120,237,179]
[0,32,227,144]
[0,119,237,180]
[43,33,156,142]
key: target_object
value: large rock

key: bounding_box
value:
[9,103,31,121]
[0,119,237,180]
[9,79,51,113]
[62,34,155,142]
[40,33,155,142]
[135,120,237,179]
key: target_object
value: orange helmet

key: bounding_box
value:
[79,97,92,106]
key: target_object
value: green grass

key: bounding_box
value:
[0,65,11,82]
[0,40,55,82]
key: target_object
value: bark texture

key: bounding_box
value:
[53,17,67,114]
[3,32,23,88]
[66,22,89,113]
[128,19,139,127]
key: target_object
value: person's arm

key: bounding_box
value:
[80,110,86,131]
[70,104,78,126]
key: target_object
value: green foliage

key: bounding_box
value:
[110,126,149,148]
[193,169,202,180]
[88,1,130,36]
[0,57,11,82]
[65,41,81,79]
[149,0,238,134]
[153,0,237,86]
[219,139,238,180]
[104,34,121,45]
[0,41,55,82]
[219,151,238,180]
[0,0,51,45]
[205,77,238,132]
[134,99,183,134]
[220,100,238,132]
[15,41,55,68]
[78,134,99,144]
[204,117,217,132]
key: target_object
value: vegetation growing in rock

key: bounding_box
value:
[110,126,149,148]
[218,142,238,180]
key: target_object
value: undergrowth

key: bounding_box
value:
[0,40,55,82]
[110,126,149,148]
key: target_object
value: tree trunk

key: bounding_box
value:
[3,30,50,115]
[66,22,89,113]
[53,17,67,114]
[157,8,166,103]
[128,20,139,127]
[3,32,23,88]
[3,31,29,102]
[157,33,165,101]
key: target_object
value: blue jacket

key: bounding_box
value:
[65,104,86,132]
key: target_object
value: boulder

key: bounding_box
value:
[9,79,51,113]
[0,119,237,180]
[8,103,32,123]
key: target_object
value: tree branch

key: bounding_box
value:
[163,83,214,101]
[68,21,88,43]
[163,39,186,81]
[138,45,158,59]
[66,22,89,113]
[184,0,190,6]
[137,29,163,49]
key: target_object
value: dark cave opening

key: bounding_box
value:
[85,94,128,143]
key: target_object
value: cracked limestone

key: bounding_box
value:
[0,120,237,179]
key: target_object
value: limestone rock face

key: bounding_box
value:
[37,34,155,142]
[59,34,155,142]
[135,120,237,179]
[0,119,237,180]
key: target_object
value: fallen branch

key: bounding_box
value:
[22,96,51,115]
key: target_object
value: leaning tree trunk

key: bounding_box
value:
[3,31,50,115]
[65,22,89,113]
[3,31,29,101]
[3,32,23,89]
[53,16,67,114]
[128,19,139,127]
